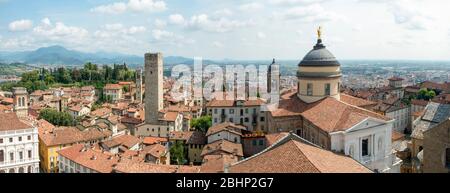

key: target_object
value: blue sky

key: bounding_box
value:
[1,0,449,60]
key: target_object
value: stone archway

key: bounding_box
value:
[18,167,24,173]
[8,168,15,173]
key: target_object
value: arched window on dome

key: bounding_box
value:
[307,83,313,96]
[325,83,331,96]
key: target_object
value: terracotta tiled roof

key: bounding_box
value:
[90,107,112,117]
[206,99,265,107]
[340,94,377,107]
[228,134,372,173]
[39,127,111,146]
[0,112,33,131]
[206,99,235,107]
[200,154,239,173]
[161,111,179,122]
[169,131,206,145]
[206,122,245,137]
[265,132,289,146]
[103,135,141,149]
[58,144,119,173]
[114,162,201,173]
[104,84,122,90]
[143,136,168,145]
[201,139,243,157]
[269,92,312,117]
[142,144,167,158]
[301,97,391,133]
[411,99,429,106]
[392,131,405,142]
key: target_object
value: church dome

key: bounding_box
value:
[298,39,340,67]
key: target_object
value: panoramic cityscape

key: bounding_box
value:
[1,0,450,178]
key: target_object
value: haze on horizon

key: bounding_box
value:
[1,0,450,61]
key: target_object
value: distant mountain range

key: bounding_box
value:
[0,45,219,67]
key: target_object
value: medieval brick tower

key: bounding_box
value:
[136,68,143,104]
[12,87,28,118]
[144,53,163,125]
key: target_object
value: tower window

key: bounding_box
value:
[325,83,331,96]
[307,83,313,96]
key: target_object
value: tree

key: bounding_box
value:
[417,88,436,100]
[170,141,186,165]
[190,116,212,133]
[38,108,75,126]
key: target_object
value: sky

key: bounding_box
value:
[0,0,449,60]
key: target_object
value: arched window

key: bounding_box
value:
[8,168,15,173]
[0,170,5,173]
[27,166,32,173]
[18,167,24,173]
[21,97,25,107]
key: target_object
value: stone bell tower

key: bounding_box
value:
[12,87,29,118]
[144,53,164,125]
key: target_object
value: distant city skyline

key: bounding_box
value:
[1,0,450,61]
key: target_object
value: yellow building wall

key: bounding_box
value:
[39,138,72,173]
[188,144,204,164]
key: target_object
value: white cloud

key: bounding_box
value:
[269,0,328,6]
[33,18,88,41]
[272,4,343,23]
[257,32,266,39]
[213,41,224,47]
[8,19,33,32]
[186,14,255,33]
[214,9,233,17]
[154,19,167,28]
[92,0,166,14]
[94,23,146,38]
[388,1,432,30]
[152,29,173,40]
[169,14,185,25]
[239,2,263,11]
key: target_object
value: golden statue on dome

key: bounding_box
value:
[317,26,322,39]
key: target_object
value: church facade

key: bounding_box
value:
[266,30,402,173]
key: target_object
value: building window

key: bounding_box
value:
[229,109,234,114]
[9,138,13,143]
[0,150,4,162]
[19,136,22,142]
[214,109,218,114]
[28,150,32,159]
[325,83,331,96]
[259,140,264,146]
[446,148,450,168]
[307,83,313,96]
[19,152,23,160]
[10,152,14,161]
[244,118,249,122]
[362,138,369,156]
[0,138,2,143]
[229,118,233,123]
[252,140,257,146]
[27,136,31,141]
[260,117,265,122]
